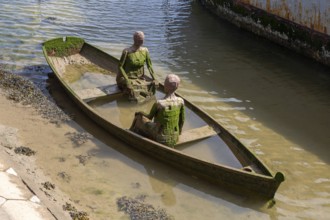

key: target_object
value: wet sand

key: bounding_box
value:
[0,69,111,219]
[0,70,174,220]
[0,90,75,219]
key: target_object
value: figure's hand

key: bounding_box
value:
[153,79,159,87]
[135,111,143,116]
[126,79,133,89]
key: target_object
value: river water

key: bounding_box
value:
[1,0,330,219]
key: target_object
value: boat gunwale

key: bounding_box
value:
[42,37,284,198]
[80,41,275,176]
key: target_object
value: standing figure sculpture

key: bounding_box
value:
[130,74,185,147]
[117,31,158,102]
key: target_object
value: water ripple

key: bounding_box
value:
[1,2,330,219]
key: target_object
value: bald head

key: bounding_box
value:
[164,74,180,93]
[133,31,145,47]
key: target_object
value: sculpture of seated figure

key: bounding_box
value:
[117,31,158,102]
[130,74,185,147]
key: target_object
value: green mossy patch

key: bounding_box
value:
[43,37,84,57]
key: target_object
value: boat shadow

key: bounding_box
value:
[46,74,274,211]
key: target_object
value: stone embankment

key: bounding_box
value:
[0,160,57,220]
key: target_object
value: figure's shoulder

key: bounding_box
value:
[176,97,184,105]
[157,96,184,108]
[156,99,164,106]
[124,46,149,54]
[124,46,138,53]
[139,47,149,53]
[122,47,130,53]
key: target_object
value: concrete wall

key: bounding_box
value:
[199,0,330,66]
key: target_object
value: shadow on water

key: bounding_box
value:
[46,73,272,212]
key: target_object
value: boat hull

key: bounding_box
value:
[42,37,284,198]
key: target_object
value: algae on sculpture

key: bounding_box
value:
[117,31,158,102]
[130,74,185,147]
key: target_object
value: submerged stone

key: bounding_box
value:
[14,146,36,156]
[117,195,174,220]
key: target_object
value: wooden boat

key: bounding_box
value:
[42,37,284,199]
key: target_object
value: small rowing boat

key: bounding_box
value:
[42,37,284,198]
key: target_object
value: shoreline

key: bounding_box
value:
[0,69,174,220]
[0,69,96,219]
[0,70,87,219]
[0,92,74,219]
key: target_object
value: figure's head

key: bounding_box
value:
[133,31,144,47]
[164,74,181,94]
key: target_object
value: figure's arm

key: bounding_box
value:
[145,49,156,80]
[179,104,185,134]
[118,50,130,83]
[135,103,158,120]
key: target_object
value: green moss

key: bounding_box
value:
[43,37,84,57]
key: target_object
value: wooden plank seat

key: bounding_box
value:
[75,84,122,101]
[176,125,220,146]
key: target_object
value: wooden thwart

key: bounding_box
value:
[176,125,220,146]
[75,84,122,101]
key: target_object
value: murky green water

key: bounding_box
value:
[67,64,242,168]
[1,0,330,219]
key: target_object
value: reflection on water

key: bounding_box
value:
[1,0,330,219]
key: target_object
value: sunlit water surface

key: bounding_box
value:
[1,0,330,219]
